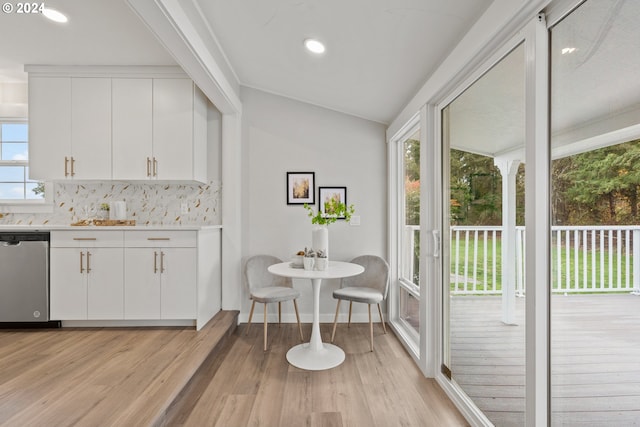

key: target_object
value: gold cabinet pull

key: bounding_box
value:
[64,157,69,177]
[153,251,158,273]
[86,251,91,273]
[146,157,151,177]
[70,156,75,177]
[160,251,165,273]
[80,251,85,273]
[73,237,97,241]
[153,157,158,177]
[147,237,170,241]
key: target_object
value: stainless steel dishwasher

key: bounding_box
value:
[0,231,50,322]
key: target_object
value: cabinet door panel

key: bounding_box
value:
[71,78,112,179]
[153,79,193,180]
[124,248,160,319]
[161,248,196,319]
[28,77,71,180]
[113,79,152,180]
[87,248,124,320]
[50,248,86,320]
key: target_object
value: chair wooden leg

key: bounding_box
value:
[263,303,268,351]
[377,303,387,334]
[331,300,341,342]
[368,304,373,352]
[348,301,353,327]
[278,302,282,327]
[246,300,256,335]
[293,299,304,341]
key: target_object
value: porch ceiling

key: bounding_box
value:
[448,0,640,160]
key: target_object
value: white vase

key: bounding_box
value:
[312,225,329,260]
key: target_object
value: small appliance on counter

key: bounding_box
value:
[110,201,127,220]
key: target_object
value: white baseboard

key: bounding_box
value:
[61,319,196,328]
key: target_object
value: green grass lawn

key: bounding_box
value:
[449,236,632,293]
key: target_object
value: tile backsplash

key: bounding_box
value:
[0,180,222,226]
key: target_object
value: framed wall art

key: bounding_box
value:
[287,172,315,204]
[318,186,347,218]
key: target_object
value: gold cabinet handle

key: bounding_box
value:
[147,237,170,241]
[80,251,85,273]
[153,157,158,177]
[73,237,97,241]
[146,157,151,177]
[64,157,69,177]
[153,251,158,273]
[86,251,91,273]
[160,251,165,273]
[70,156,75,177]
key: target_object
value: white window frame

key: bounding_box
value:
[388,113,422,363]
[0,119,53,213]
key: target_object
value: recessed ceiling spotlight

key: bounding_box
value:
[304,38,325,54]
[42,7,68,23]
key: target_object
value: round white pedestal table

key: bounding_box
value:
[267,261,364,371]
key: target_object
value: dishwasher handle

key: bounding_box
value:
[2,241,21,247]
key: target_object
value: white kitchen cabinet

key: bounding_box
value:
[50,231,124,320]
[112,78,153,180]
[28,76,71,181]
[71,78,112,179]
[28,77,112,180]
[48,227,219,329]
[124,231,197,320]
[27,67,208,183]
[152,79,194,180]
[112,77,206,181]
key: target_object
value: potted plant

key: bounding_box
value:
[303,200,355,260]
[315,249,328,271]
[303,247,315,270]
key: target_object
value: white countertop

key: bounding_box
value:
[0,224,222,231]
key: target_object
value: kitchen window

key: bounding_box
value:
[0,121,50,209]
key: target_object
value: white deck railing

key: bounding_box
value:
[405,225,640,295]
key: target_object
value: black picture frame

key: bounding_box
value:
[287,172,315,205]
[318,186,347,218]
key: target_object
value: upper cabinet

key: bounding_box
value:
[27,66,208,183]
[112,78,153,180]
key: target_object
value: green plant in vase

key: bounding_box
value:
[303,200,355,261]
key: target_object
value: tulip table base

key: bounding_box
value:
[286,342,345,371]
[267,261,364,371]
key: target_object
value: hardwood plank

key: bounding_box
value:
[309,411,343,427]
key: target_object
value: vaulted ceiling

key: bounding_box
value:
[0,0,493,124]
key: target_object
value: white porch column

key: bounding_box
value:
[495,158,521,325]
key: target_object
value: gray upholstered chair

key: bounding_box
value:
[244,255,304,351]
[330,255,389,351]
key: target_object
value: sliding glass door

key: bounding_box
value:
[442,42,527,425]
[550,0,640,424]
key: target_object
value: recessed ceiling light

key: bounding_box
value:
[42,7,68,23]
[304,38,325,55]
[561,47,576,55]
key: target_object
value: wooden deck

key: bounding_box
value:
[450,294,640,426]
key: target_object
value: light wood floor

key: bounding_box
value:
[0,314,468,427]
[0,311,237,427]
[166,322,469,427]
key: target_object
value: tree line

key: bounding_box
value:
[406,140,640,227]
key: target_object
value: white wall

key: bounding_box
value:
[240,87,387,323]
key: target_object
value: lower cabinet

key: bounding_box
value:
[50,233,124,320]
[124,247,196,319]
[50,228,219,329]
